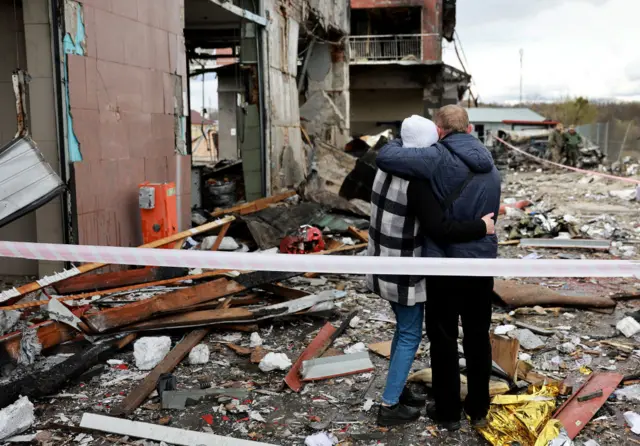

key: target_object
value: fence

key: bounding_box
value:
[349,34,427,63]
[576,121,640,162]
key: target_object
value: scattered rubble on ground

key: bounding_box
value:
[0,163,639,446]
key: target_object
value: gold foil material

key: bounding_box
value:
[478,384,560,446]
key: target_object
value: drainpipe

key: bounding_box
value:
[50,0,73,246]
[258,0,270,196]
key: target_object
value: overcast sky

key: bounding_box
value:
[442,0,640,103]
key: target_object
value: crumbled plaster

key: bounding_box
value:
[62,0,86,162]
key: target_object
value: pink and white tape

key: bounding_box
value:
[495,136,640,185]
[0,241,639,279]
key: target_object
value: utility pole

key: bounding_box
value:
[519,48,524,104]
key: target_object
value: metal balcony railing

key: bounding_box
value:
[349,34,435,63]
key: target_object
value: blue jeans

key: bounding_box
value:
[381,301,424,406]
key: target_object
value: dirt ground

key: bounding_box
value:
[2,168,640,446]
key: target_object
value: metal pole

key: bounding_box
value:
[519,48,524,104]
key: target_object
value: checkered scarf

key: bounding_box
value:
[366,169,426,306]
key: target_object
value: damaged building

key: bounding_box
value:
[0,0,465,277]
[0,0,351,276]
[349,0,469,136]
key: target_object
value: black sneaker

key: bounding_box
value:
[426,403,461,431]
[466,413,489,429]
[399,387,428,408]
[377,403,421,427]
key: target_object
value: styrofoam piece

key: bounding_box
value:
[250,333,263,348]
[624,411,640,435]
[134,337,172,370]
[188,344,210,365]
[304,432,336,446]
[79,413,275,445]
[201,236,240,251]
[494,324,516,335]
[344,342,367,355]
[258,353,292,372]
[0,396,35,441]
[616,316,640,337]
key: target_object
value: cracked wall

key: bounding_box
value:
[264,0,350,193]
[65,0,190,248]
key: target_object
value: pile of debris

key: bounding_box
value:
[1,139,639,445]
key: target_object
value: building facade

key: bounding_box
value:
[349,0,469,136]
[0,0,351,277]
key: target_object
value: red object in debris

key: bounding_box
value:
[201,414,214,425]
[113,364,128,370]
[499,200,532,215]
[553,372,623,439]
[222,415,230,422]
[284,322,337,392]
[279,225,325,254]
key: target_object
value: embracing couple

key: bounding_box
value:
[367,105,501,430]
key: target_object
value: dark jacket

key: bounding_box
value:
[376,132,501,259]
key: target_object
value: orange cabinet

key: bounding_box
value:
[139,182,178,245]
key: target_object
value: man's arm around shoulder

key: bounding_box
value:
[376,139,444,180]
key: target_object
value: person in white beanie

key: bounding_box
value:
[368,115,495,427]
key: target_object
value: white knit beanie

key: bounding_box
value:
[400,115,439,148]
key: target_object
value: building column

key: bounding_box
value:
[24,0,65,276]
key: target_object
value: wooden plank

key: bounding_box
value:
[368,341,393,359]
[0,334,136,409]
[80,414,274,446]
[284,323,337,392]
[210,222,231,251]
[260,283,310,300]
[284,311,358,392]
[0,270,234,312]
[111,298,232,416]
[348,226,369,243]
[211,190,296,217]
[490,334,520,380]
[553,372,624,439]
[111,328,211,416]
[83,278,247,333]
[1,216,235,306]
[494,280,616,309]
[53,267,187,295]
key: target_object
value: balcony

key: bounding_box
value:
[349,34,436,64]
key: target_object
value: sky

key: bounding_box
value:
[190,73,218,113]
[442,0,640,103]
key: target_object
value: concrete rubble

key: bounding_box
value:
[0,166,638,446]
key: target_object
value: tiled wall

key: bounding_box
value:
[68,0,190,248]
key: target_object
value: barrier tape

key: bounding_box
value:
[0,242,638,287]
[495,136,640,185]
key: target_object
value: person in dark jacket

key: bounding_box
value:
[376,105,501,431]
[368,115,496,427]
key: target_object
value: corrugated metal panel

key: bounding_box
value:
[0,138,65,228]
[466,108,546,123]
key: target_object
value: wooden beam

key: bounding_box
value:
[494,280,616,309]
[490,334,520,380]
[348,226,369,243]
[83,271,298,333]
[1,216,235,306]
[0,334,136,409]
[210,190,296,218]
[83,278,246,333]
[110,298,233,416]
[53,267,188,295]
[210,222,231,251]
[0,270,234,312]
